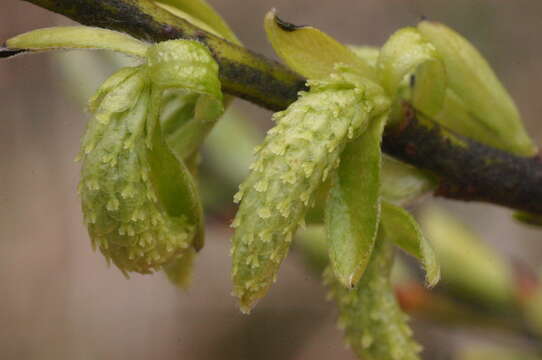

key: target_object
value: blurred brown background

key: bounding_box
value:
[1,1,542,359]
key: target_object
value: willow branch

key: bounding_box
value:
[384,104,542,214]
[8,0,542,215]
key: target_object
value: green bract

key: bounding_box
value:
[374,22,537,156]
[326,113,386,288]
[147,40,223,160]
[378,28,441,96]
[416,21,537,156]
[377,27,447,119]
[381,202,440,287]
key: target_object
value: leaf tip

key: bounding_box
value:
[237,294,258,315]
[273,14,306,33]
[425,267,441,288]
[347,272,360,289]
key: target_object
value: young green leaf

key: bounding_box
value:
[147,39,224,159]
[380,202,440,287]
[325,238,422,360]
[146,87,205,251]
[418,21,537,156]
[377,27,446,118]
[155,0,240,44]
[264,10,376,81]
[326,113,387,288]
[147,40,221,96]
[231,70,388,313]
[430,89,514,153]
[410,59,447,118]
[6,26,149,58]
[378,28,437,93]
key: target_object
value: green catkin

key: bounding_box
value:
[231,69,389,313]
[324,237,422,360]
[77,39,221,276]
[79,69,194,274]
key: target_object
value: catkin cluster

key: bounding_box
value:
[79,68,195,274]
[231,71,388,312]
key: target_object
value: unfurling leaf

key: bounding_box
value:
[325,238,422,360]
[155,0,240,44]
[264,10,376,81]
[326,113,387,288]
[146,87,205,250]
[147,40,221,96]
[231,69,389,313]
[378,28,441,94]
[147,39,224,159]
[381,202,440,287]
[79,70,202,274]
[87,67,142,113]
[409,59,447,118]
[417,21,537,156]
[6,26,149,58]
[150,2,237,162]
[377,27,446,118]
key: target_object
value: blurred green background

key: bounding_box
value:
[1,1,542,359]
